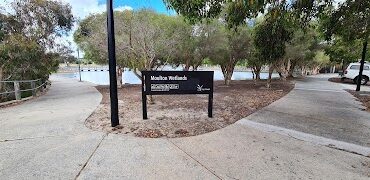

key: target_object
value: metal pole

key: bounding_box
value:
[142,73,147,119]
[356,39,368,91]
[208,93,213,118]
[77,48,82,82]
[107,0,119,127]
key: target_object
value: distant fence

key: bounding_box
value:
[0,79,48,101]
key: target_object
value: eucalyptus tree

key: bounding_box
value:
[221,26,252,85]
[283,25,323,78]
[195,20,252,85]
[254,5,293,87]
[130,10,178,75]
[75,10,179,87]
[247,49,264,81]
[167,17,202,71]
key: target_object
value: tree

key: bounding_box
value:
[323,0,370,91]
[194,21,252,85]
[283,25,322,78]
[310,50,331,74]
[197,21,229,84]
[75,10,179,79]
[220,26,252,85]
[0,0,74,83]
[254,7,293,87]
[324,37,370,68]
[9,0,73,49]
[0,35,59,81]
[247,49,264,81]
[167,17,202,71]
[129,10,177,75]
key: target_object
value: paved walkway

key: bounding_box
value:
[0,75,369,179]
[243,74,370,147]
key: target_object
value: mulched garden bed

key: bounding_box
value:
[86,80,294,138]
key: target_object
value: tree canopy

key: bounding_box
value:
[164,0,331,28]
[0,0,74,82]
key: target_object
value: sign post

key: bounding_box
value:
[141,71,214,119]
[107,0,119,127]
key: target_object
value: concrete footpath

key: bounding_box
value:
[0,75,369,179]
[242,74,370,147]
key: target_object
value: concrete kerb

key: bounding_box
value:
[237,119,370,157]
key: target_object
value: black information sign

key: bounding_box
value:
[141,71,214,119]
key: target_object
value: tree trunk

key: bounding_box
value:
[287,62,296,78]
[221,64,234,86]
[0,66,3,91]
[313,66,320,75]
[266,64,274,88]
[279,72,287,81]
[301,66,306,76]
[184,61,190,71]
[285,59,291,78]
[117,66,123,88]
[276,59,289,81]
[225,73,232,86]
[278,72,283,79]
[253,66,261,81]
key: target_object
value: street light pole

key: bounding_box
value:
[77,48,82,82]
[107,0,119,127]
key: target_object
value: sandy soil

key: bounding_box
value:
[86,80,294,138]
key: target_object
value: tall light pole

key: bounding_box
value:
[107,0,119,127]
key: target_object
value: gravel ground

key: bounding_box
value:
[86,80,294,138]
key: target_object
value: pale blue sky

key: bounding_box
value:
[98,0,175,15]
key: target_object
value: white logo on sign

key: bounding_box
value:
[197,84,203,92]
[197,84,211,92]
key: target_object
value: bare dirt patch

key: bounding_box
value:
[346,90,370,112]
[86,80,294,138]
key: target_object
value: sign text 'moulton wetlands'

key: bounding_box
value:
[150,75,188,81]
